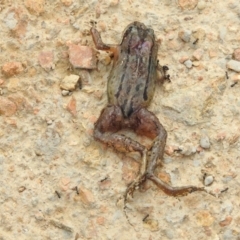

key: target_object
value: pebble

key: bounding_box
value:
[24,0,45,15]
[179,56,189,63]
[61,0,72,6]
[227,60,240,72]
[195,210,214,226]
[197,1,206,10]
[233,48,240,61]
[38,51,55,71]
[200,135,210,149]
[0,96,17,116]
[66,96,77,117]
[18,186,26,193]
[68,44,97,69]
[181,145,197,156]
[78,186,95,205]
[192,48,204,60]
[193,28,206,42]
[7,78,20,92]
[2,62,23,77]
[219,216,232,227]
[4,11,18,29]
[204,175,214,186]
[178,0,198,10]
[184,59,193,68]
[60,74,80,91]
[61,90,70,96]
[143,219,159,232]
[178,29,192,42]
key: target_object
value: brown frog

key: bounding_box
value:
[91,22,205,206]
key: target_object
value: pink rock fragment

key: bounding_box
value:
[38,51,54,71]
[68,44,96,69]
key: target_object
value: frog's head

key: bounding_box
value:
[121,22,155,54]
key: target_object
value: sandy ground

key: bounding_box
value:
[1,0,240,239]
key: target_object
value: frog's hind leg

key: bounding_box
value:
[93,105,146,157]
[124,107,167,200]
[129,108,205,198]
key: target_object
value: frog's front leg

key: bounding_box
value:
[91,27,119,56]
[93,105,147,156]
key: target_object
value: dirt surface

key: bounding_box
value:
[1,0,240,239]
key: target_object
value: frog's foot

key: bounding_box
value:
[124,149,148,202]
[123,173,147,227]
[146,173,211,197]
[157,61,170,82]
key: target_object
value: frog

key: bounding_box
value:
[90,21,206,207]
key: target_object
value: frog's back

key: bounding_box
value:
[107,22,158,118]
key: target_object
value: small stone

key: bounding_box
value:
[195,210,214,227]
[24,0,45,15]
[2,62,23,77]
[219,216,232,227]
[167,39,183,51]
[193,28,206,42]
[66,96,77,117]
[61,0,72,6]
[59,177,70,191]
[18,186,26,192]
[192,48,204,60]
[0,96,17,116]
[8,165,15,172]
[0,79,4,85]
[192,61,200,67]
[158,171,171,184]
[60,74,80,91]
[208,49,217,58]
[204,175,214,186]
[79,186,95,205]
[181,145,197,156]
[227,60,240,72]
[68,44,97,69]
[35,211,44,221]
[7,78,20,92]
[184,59,193,68]
[38,51,54,71]
[233,48,240,61]
[61,177,70,186]
[143,219,159,232]
[4,11,18,29]
[110,0,119,6]
[4,9,28,37]
[179,56,189,63]
[97,21,107,32]
[231,74,240,82]
[178,0,198,10]
[197,1,206,10]
[96,217,105,225]
[61,90,70,96]
[178,30,192,42]
[200,135,210,148]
